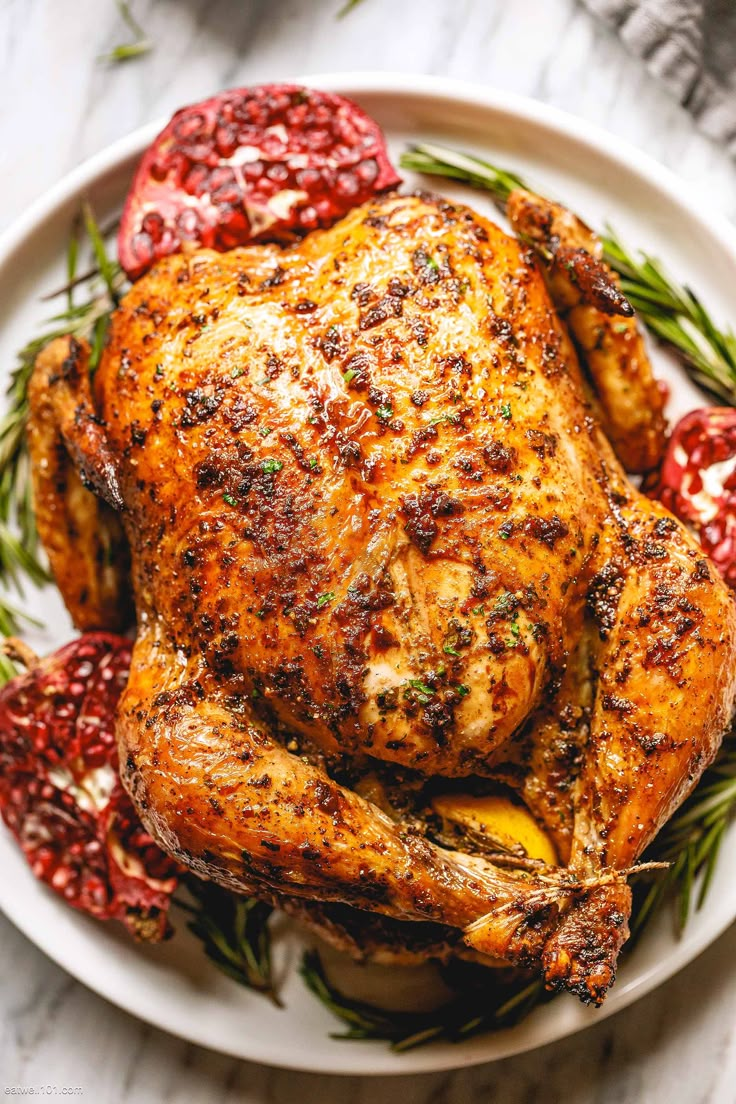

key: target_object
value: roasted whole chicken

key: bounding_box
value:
[28,191,736,1003]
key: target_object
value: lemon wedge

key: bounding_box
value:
[432,793,557,865]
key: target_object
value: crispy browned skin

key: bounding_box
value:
[28,193,736,1003]
[507,188,667,474]
[27,339,131,631]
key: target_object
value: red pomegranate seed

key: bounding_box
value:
[118,84,401,280]
[141,211,165,243]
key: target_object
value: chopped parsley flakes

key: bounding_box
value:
[406,679,435,705]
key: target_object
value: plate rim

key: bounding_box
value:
[3,71,736,262]
[1,70,735,1076]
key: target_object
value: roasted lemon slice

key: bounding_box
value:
[432,793,557,865]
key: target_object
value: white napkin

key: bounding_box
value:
[583,0,736,156]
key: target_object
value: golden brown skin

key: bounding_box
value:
[507,188,667,474]
[27,339,131,630]
[28,193,736,1003]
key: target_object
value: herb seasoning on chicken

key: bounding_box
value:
[27,192,736,1005]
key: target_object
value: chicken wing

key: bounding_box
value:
[507,189,667,474]
[26,338,131,631]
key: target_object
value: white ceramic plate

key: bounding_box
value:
[1,73,735,1077]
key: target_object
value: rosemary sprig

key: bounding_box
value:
[400,143,736,404]
[603,231,736,403]
[401,143,524,206]
[172,874,549,1049]
[99,1,152,64]
[0,206,123,635]
[82,202,121,307]
[177,878,282,1005]
[300,950,547,1051]
[632,737,736,937]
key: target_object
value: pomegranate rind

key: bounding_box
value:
[118,83,402,279]
[655,406,736,587]
[0,634,180,940]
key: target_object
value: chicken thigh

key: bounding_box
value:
[28,192,736,1003]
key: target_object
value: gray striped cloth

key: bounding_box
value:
[583,0,736,156]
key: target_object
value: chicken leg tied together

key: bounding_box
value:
[120,626,597,968]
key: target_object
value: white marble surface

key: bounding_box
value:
[2,1,736,1101]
